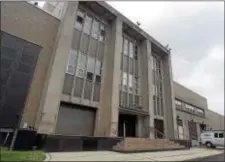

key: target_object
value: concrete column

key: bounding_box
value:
[196,122,201,138]
[37,2,79,134]
[140,40,154,138]
[95,17,123,137]
[162,53,178,139]
[136,116,143,137]
[184,120,189,140]
[146,41,154,139]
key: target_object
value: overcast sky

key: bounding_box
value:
[106,1,224,115]
[37,1,224,115]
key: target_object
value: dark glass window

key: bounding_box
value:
[75,10,84,30]
[219,133,224,138]
[214,133,218,138]
[96,75,101,83]
[87,72,93,81]
[99,24,105,42]
[77,16,83,24]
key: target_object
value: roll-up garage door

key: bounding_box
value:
[55,103,96,136]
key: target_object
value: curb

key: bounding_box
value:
[44,152,51,162]
[112,147,189,153]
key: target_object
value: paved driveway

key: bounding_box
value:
[198,152,224,161]
[45,148,224,161]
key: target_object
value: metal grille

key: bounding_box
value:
[2,46,17,59]
[0,31,40,128]
[17,63,31,74]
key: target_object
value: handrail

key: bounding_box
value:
[143,127,202,148]
[145,127,197,140]
[154,128,165,139]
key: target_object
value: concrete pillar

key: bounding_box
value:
[196,121,201,138]
[136,116,143,137]
[162,53,178,139]
[95,17,123,137]
[146,41,154,139]
[140,40,154,138]
[37,2,79,134]
[139,40,153,138]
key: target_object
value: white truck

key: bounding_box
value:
[199,130,224,148]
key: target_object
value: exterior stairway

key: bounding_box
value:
[112,137,186,153]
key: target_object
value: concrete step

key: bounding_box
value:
[112,138,185,152]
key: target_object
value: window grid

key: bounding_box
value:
[175,99,205,117]
[152,55,164,117]
[74,8,106,42]
[63,8,106,102]
[120,35,140,108]
[175,99,182,106]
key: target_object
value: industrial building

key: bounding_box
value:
[1,1,224,147]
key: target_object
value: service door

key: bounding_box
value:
[55,103,96,136]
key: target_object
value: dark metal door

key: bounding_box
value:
[55,103,96,136]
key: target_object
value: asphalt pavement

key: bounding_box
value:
[198,152,224,161]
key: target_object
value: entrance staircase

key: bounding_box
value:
[112,137,186,152]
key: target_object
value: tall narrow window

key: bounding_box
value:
[75,10,84,30]
[95,60,101,75]
[87,57,95,81]
[133,76,138,94]
[83,15,92,35]
[99,24,105,42]
[152,84,156,95]
[151,56,154,70]
[76,53,87,78]
[134,45,138,60]
[129,42,134,58]
[91,19,99,39]
[66,50,77,75]
[129,74,133,92]
[95,60,102,83]
[123,72,128,91]
[123,39,128,56]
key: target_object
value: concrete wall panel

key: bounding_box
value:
[174,81,208,110]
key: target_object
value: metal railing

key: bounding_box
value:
[142,126,197,148]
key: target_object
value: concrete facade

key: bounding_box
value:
[205,110,224,130]
[173,81,224,145]
[1,1,223,141]
[1,2,60,128]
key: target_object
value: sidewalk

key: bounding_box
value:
[45,148,224,161]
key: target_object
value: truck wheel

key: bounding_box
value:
[205,142,213,148]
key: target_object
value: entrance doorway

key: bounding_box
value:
[118,113,137,137]
[200,123,206,132]
[154,119,164,138]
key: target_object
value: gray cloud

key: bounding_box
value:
[147,5,224,62]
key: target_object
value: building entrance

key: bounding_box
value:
[200,123,206,132]
[118,113,137,137]
[154,119,164,138]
